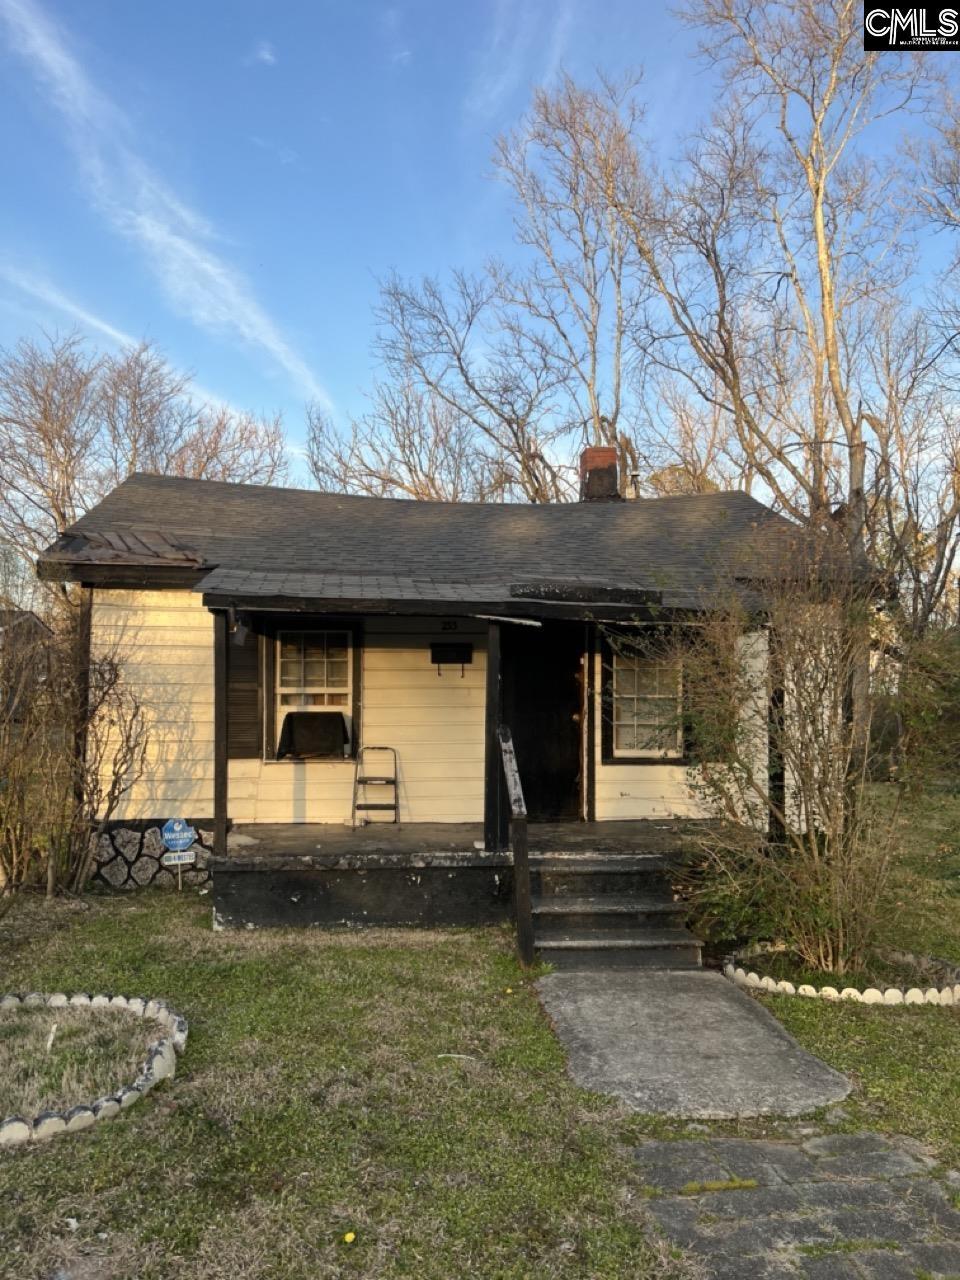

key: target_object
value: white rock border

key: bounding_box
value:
[722,945,960,1007]
[0,993,188,1148]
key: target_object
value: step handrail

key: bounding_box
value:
[498,725,534,967]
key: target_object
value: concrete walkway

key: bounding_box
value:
[537,969,850,1118]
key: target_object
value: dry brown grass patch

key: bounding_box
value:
[0,1006,158,1116]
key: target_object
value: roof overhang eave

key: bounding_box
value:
[198,589,688,624]
[36,558,210,589]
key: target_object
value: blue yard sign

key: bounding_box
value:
[161,818,197,853]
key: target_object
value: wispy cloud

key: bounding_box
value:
[0,262,240,410]
[245,39,277,67]
[0,261,137,347]
[465,0,574,121]
[0,0,330,407]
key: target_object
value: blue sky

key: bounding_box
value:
[0,0,709,448]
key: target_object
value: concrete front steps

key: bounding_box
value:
[531,853,702,970]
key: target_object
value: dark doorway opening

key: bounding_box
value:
[501,622,583,821]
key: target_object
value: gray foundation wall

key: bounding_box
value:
[91,822,213,890]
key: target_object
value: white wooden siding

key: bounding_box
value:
[90,589,214,820]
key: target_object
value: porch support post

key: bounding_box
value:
[484,621,507,852]
[213,609,229,858]
[584,623,596,822]
[767,626,786,846]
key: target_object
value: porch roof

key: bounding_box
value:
[192,566,673,619]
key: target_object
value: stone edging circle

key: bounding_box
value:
[0,993,188,1147]
[723,946,960,1007]
[727,947,960,1003]
[724,961,960,1006]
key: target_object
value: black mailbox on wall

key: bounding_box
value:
[430,641,473,674]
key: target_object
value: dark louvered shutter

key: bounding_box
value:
[227,630,261,759]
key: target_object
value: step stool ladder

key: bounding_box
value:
[351,746,399,828]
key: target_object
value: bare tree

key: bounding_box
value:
[306,382,502,501]
[631,370,753,496]
[376,273,570,502]
[96,343,286,488]
[0,334,103,611]
[864,314,960,636]
[333,77,650,506]
[493,77,645,483]
[0,332,287,611]
[583,6,923,552]
[328,5,953,650]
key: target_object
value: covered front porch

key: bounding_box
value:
[209,607,713,851]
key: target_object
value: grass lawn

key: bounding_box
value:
[0,895,688,1280]
[3,790,959,1278]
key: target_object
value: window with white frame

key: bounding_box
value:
[611,648,683,758]
[277,630,351,720]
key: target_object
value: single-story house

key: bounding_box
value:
[38,448,794,962]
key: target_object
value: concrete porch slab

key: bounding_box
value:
[218,818,717,869]
[537,969,851,1119]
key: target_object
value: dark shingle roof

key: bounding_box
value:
[39,472,803,613]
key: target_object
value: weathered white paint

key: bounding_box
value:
[93,592,486,823]
[91,589,215,819]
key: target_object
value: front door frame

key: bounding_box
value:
[491,622,591,829]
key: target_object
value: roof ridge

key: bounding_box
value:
[117,471,777,514]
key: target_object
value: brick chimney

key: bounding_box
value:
[579,446,620,501]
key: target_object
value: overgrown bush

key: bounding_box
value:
[643,565,906,975]
[0,607,147,903]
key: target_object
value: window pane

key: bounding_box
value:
[659,663,681,696]
[633,664,661,695]
[614,724,637,752]
[280,692,310,706]
[614,664,637,694]
[634,722,663,752]
[275,631,352,748]
[633,697,670,726]
[613,695,636,724]
[279,660,301,686]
